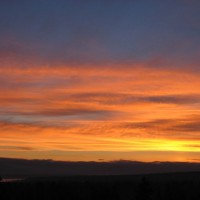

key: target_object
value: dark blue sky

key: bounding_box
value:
[0,0,200,67]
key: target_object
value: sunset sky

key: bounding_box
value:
[1,0,200,163]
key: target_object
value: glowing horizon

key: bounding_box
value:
[1,64,200,162]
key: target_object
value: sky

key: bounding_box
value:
[0,0,200,163]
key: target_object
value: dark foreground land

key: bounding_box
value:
[1,172,200,200]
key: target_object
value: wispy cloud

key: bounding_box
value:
[0,64,200,159]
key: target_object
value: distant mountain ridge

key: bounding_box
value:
[1,157,200,178]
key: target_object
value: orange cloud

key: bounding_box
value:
[1,63,200,162]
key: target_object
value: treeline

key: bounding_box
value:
[0,178,200,200]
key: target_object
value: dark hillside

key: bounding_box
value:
[1,172,200,200]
